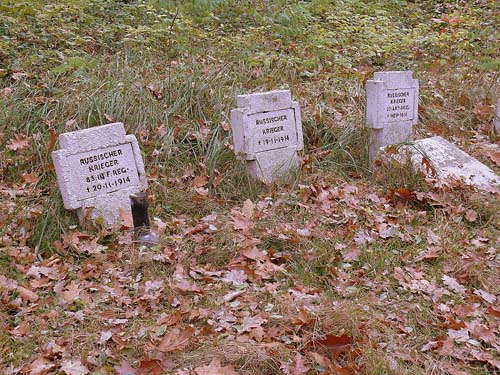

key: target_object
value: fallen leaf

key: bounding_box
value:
[194,358,238,375]
[8,320,29,336]
[486,305,500,318]
[222,269,247,285]
[47,128,59,153]
[119,207,134,228]
[137,360,163,375]
[240,246,266,261]
[241,199,255,218]
[469,349,500,370]
[487,150,500,166]
[29,357,54,375]
[192,175,208,188]
[314,334,353,360]
[291,352,310,375]
[237,315,266,334]
[465,209,477,222]
[448,328,469,343]
[1,87,13,98]
[97,330,113,345]
[158,326,194,352]
[474,289,496,304]
[104,113,114,122]
[342,245,361,261]
[173,279,203,295]
[17,285,39,302]
[21,172,39,184]
[7,134,30,152]
[308,351,332,368]
[473,103,493,121]
[442,275,466,294]
[115,360,136,375]
[60,359,89,375]
[60,282,80,304]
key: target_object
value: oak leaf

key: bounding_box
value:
[60,359,89,375]
[158,326,194,352]
[7,134,30,152]
[314,334,353,360]
[114,360,135,375]
[21,173,39,184]
[194,358,238,375]
[173,279,203,295]
[60,282,80,304]
[192,175,208,188]
[29,357,54,375]
[465,209,477,222]
[487,150,500,166]
[442,275,466,294]
[137,360,163,375]
[17,285,39,302]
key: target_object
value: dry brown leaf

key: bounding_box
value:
[465,209,477,222]
[237,315,266,334]
[192,175,208,188]
[313,334,353,360]
[104,113,114,122]
[119,207,134,228]
[22,172,39,185]
[158,326,194,352]
[308,351,332,368]
[474,289,497,304]
[1,87,13,98]
[29,357,54,375]
[7,134,30,152]
[47,128,59,153]
[241,199,255,218]
[342,245,361,261]
[8,320,29,336]
[114,360,135,375]
[17,285,39,302]
[442,275,466,294]
[240,246,266,261]
[136,360,164,375]
[60,282,80,304]
[487,150,500,166]
[173,279,203,295]
[60,359,89,375]
[194,358,238,375]
[12,71,27,80]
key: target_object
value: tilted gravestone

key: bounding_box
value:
[378,136,500,193]
[366,71,419,166]
[52,122,147,226]
[230,89,304,183]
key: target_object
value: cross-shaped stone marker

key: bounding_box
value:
[230,89,304,183]
[366,71,419,166]
[52,122,147,226]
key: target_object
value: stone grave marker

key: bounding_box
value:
[377,136,500,193]
[230,89,303,183]
[495,99,500,134]
[52,122,147,226]
[366,71,419,166]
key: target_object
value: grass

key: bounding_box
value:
[1,0,500,374]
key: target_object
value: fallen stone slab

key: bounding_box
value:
[377,136,500,193]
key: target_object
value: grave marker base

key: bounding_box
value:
[247,146,300,184]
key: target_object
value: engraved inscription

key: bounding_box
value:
[250,108,297,153]
[67,143,140,201]
[383,88,415,123]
